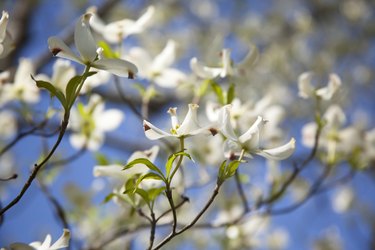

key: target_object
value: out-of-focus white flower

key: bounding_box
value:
[69,94,123,150]
[0,58,40,104]
[48,14,137,78]
[332,186,354,213]
[0,110,17,138]
[190,45,258,79]
[266,229,289,250]
[0,11,13,59]
[219,105,295,161]
[143,104,215,140]
[93,146,159,181]
[9,229,70,250]
[124,40,186,88]
[89,6,155,43]
[298,72,341,100]
[37,59,76,93]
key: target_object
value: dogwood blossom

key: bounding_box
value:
[7,229,70,250]
[48,14,137,78]
[219,105,295,160]
[0,110,17,139]
[69,94,123,150]
[89,5,155,43]
[190,45,258,79]
[0,58,40,104]
[298,72,341,100]
[143,104,215,140]
[0,11,13,58]
[124,40,186,88]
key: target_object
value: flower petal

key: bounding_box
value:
[256,138,296,160]
[154,68,186,88]
[239,116,265,145]
[152,40,176,72]
[92,58,138,78]
[0,11,9,42]
[190,57,222,79]
[316,73,341,100]
[95,109,124,131]
[134,6,155,32]
[218,105,238,141]
[48,37,82,64]
[75,14,97,63]
[177,104,201,135]
[93,164,126,179]
[9,243,35,250]
[298,72,314,99]
[143,120,172,140]
[50,229,70,250]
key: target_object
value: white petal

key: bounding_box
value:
[50,229,70,250]
[298,72,314,99]
[218,105,238,141]
[95,109,124,131]
[239,116,265,145]
[190,57,222,79]
[177,104,201,135]
[14,58,34,85]
[48,37,82,64]
[52,59,76,91]
[324,104,346,128]
[237,44,259,72]
[75,14,97,63]
[301,122,317,148]
[167,107,179,129]
[223,139,244,159]
[86,131,104,151]
[0,11,9,42]
[152,40,176,72]
[256,138,296,161]
[124,47,152,77]
[128,145,159,163]
[93,164,126,179]
[9,243,35,250]
[39,234,52,249]
[134,6,155,32]
[103,19,135,43]
[88,12,106,34]
[316,73,341,100]
[154,68,186,88]
[220,49,234,77]
[92,58,138,78]
[70,134,87,150]
[143,120,172,140]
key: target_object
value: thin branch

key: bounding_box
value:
[0,113,69,217]
[155,195,189,223]
[0,174,18,182]
[47,146,87,168]
[152,182,222,250]
[234,170,249,213]
[114,76,143,120]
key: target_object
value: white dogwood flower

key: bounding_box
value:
[69,94,123,150]
[48,14,137,78]
[143,104,216,140]
[0,58,40,104]
[124,40,186,88]
[89,5,155,43]
[219,105,295,160]
[190,45,258,79]
[0,11,13,58]
[9,229,70,250]
[298,72,341,100]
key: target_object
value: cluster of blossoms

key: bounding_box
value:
[1,2,374,249]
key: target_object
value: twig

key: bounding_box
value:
[234,170,249,212]
[0,174,18,181]
[0,113,69,217]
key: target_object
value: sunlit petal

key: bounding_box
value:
[50,229,70,250]
[95,109,124,131]
[298,72,314,99]
[75,14,97,63]
[256,138,296,160]
[93,58,138,78]
[190,57,222,79]
[143,120,171,140]
[48,37,82,64]
[152,40,176,71]
[177,104,201,135]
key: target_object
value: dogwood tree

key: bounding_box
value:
[0,1,374,250]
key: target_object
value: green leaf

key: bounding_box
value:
[211,81,225,105]
[124,188,150,204]
[148,187,166,201]
[65,71,97,108]
[132,83,146,96]
[94,153,109,165]
[102,193,116,204]
[32,76,67,110]
[197,79,211,97]
[226,83,235,104]
[165,152,192,179]
[98,40,119,58]
[225,160,241,178]
[217,160,227,183]
[124,158,165,181]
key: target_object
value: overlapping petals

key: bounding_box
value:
[298,72,341,100]
[9,229,70,250]
[48,14,137,78]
